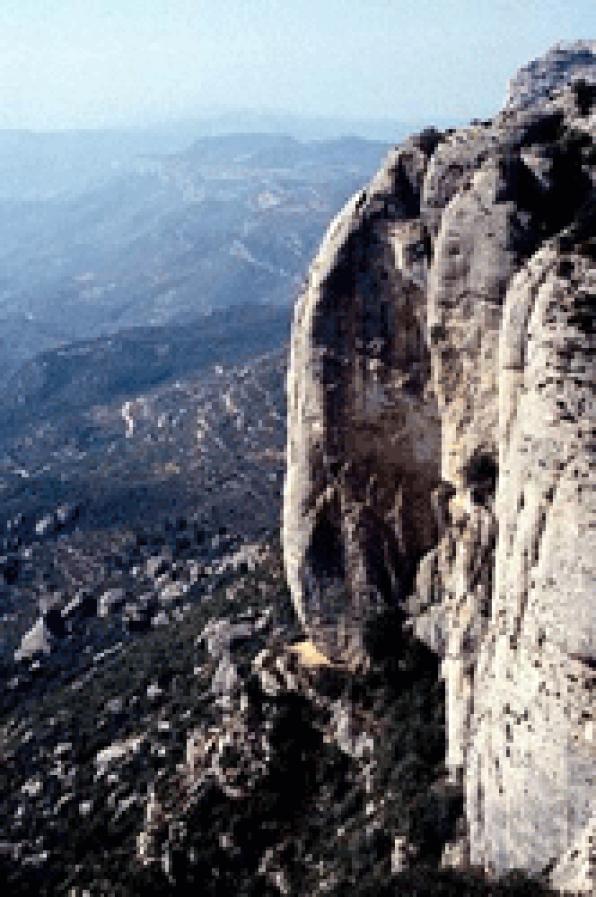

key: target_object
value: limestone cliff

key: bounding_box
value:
[283,42,595,893]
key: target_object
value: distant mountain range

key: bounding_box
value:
[0,113,449,201]
[0,131,390,385]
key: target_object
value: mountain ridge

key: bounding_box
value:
[0,133,389,383]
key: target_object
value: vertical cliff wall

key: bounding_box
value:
[283,42,595,892]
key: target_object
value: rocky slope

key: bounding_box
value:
[0,346,287,672]
[283,42,595,893]
[0,303,290,442]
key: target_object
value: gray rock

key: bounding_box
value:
[506,40,596,111]
[97,587,126,618]
[282,42,595,893]
[14,618,53,662]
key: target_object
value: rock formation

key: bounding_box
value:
[283,42,595,893]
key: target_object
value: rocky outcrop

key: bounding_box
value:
[506,40,596,111]
[283,43,595,892]
[284,129,444,666]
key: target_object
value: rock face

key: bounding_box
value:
[506,40,596,111]
[283,43,595,892]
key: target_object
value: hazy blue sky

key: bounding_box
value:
[1,0,594,130]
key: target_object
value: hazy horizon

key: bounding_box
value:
[1,0,594,132]
[0,107,460,139]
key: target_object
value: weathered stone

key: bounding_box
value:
[283,133,442,667]
[14,618,54,662]
[506,40,596,111]
[282,42,595,892]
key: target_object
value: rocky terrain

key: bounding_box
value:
[0,338,542,897]
[0,343,287,669]
[0,303,290,441]
[0,307,549,896]
[0,342,289,891]
[1,41,593,897]
[283,41,595,894]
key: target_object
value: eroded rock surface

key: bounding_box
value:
[283,43,595,892]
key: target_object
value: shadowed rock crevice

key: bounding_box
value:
[464,451,498,508]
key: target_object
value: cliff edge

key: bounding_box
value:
[283,42,595,892]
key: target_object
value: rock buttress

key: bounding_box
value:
[283,131,443,667]
[283,42,595,892]
[467,230,595,886]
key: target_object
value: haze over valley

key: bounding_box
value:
[0,127,391,390]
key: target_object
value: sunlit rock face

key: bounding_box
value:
[283,132,444,667]
[283,42,595,892]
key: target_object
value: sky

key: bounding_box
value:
[0,0,594,131]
